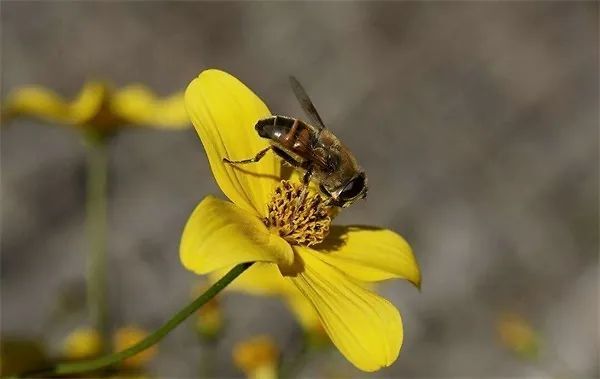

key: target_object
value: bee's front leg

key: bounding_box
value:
[302,167,313,186]
[223,146,272,165]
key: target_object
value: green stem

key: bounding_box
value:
[24,262,252,378]
[85,139,108,342]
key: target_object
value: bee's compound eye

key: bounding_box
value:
[339,173,366,201]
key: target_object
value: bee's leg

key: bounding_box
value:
[282,119,301,144]
[323,197,335,207]
[223,146,271,165]
[294,166,313,214]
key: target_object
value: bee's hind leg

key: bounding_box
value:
[223,146,272,165]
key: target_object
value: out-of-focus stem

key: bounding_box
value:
[22,262,253,378]
[85,138,108,343]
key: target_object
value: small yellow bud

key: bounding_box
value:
[196,302,223,340]
[497,312,540,360]
[193,284,224,339]
[62,327,102,360]
[233,335,279,379]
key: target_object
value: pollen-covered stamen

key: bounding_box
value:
[265,180,331,246]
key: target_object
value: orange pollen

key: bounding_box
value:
[265,180,331,246]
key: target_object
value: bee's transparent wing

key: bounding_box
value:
[289,76,326,131]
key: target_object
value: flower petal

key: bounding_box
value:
[316,226,421,287]
[291,247,403,372]
[2,82,106,126]
[212,263,321,331]
[180,196,293,275]
[283,286,322,332]
[110,85,190,129]
[185,69,280,215]
[215,262,289,296]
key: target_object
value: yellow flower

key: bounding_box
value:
[233,335,279,379]
[2,81,189,136]
[62,327,102,360]
[180,69,421,372]
[497,312,540,360]
[113,326,158,368]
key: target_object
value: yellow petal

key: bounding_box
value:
[283,285,322,332]
[215,263,288,296]
[180,196,293,275]
[111,85,190,129]
[185,69,280,215]
[2,82,106,126]
[317,226,421,287]
[291,247,403,372]
[212,263,321,332]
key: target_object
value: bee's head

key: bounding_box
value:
[321,172,368,208]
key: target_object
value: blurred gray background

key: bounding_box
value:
[1,2,598,378]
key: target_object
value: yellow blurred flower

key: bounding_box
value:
[2,81,189,136]
[113,326,157,368]
[62,327,102,360]
[497,312,540,360]
[233,336,279,379]
[179,69,421,372]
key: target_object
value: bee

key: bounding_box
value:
[223,76,367,208]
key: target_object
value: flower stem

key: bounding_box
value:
[23,262,253,377]
[85,138,108,342]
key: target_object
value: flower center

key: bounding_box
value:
[265,180,331,246]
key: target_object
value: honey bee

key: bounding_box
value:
[223,76,367,208]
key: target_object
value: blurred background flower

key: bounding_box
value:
[233,335,279,379]
[113,326,158,369]
[193,283,224,340]
[2,81,189,137]
[1,78,190,355]
[62,327,103,361]
[496,312,539,360]
[1,2,597,377]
